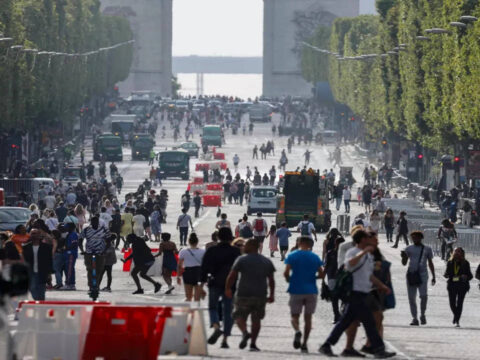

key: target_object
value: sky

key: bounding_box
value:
[173,0,376,57]
[173,0,264,57]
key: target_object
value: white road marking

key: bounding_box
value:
[384,339,415,360]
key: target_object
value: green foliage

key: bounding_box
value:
[301,25,331,83]
[302,0,480,152]
[0,0,133,131]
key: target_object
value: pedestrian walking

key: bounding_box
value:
[215,213,232,230]
[132,209,146,237]
[343,186,351,213]
[158,232,178,294]
[319,229,395,358]
[81,216,109,294]
[276,222,292,261]
[444,247,472,327]
[392,211,408,248]
[267,225,278,257]
[123,234,162,294]
[62,222,78,290]
[438,219,458,261]
[383,209,395,243]
[23,229,53,300]
[252,212,268,254]
[177,208,193,246]
[226,238,275,352]
[100,235,117,292]
[401,231,436,326]
[324,235,345,323]
[193,192,202,218]
[150,205,162,242]
[177,233,206,302]
[369,210,381,233]
[284,236,324,354]
[120,208,134,248]
[201,227,241,349]
[297,214,317,242]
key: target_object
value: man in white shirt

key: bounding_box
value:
[320,229,394,358]
[99,207,113,229]
[252,212,268,254]
[297,214,317,242]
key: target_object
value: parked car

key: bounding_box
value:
[178,142,200,157]
[0,207,31,232]
[247,186,278,215]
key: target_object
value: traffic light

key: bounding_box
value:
[417,153,424,167]
[350,116,355,121]
[454,156,461,172]
[381,139,387,147]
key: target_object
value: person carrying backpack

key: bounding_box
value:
[238,214,254,239]
[252,212,268,254]
[297,214,317,242]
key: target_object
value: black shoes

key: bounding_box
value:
[361,345,374,354]
[341,348,366,357]
[220,341,229,349]
[374,350,396,358]
[319,343,337,357]
[207,328,223,345]
[420,315,427,325]
[293,331,302,349]
[239,332,251,349]
[410,318,419,326]
[301,344,308,354]
[154,282,162,293]
[132,289,144,294]
[249,344,261,352]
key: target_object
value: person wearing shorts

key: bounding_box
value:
[284,236,324,354]
[177,233,205,301]
[276,222,292,261]
[226,238,275,352]
[252,212,268,254]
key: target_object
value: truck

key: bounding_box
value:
[201,125,222,147]
[276,170,331,232]
[158,150,190,180]
[131,134,155,160]
[109,114,136,143]
[249,103,273,122]
[0,178,55,205]
[93,134,123,161]
[62,165,86,185]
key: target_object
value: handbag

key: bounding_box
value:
[320,280,331,301]
[407,245,424,286]
[384,281,396,309]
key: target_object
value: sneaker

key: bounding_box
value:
[249,344,261,352]
[319,343,337,357]
[60,285,76,291]
[301,345,308,354]
[165,285,175,295]
[391,245,398,248]
[410,318,419,326]
[361,345,375,355]
[53,284,63,290]
[132,289,144,294]
[455,322,460,328]
[207,328,223,345]
[154,282,162,293]
[239,332,251,349]
[341,348,366,357]
[221,341,229,349]
[293,331,302,349]
[101,286,111,292]
[420,315,427,325]
[374,350,396,359]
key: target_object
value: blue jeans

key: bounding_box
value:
[326,292,384,352]
[335,197,342,211]
[344,199,350,212]
[208,287,233,336]
[179,227,189,245]
[64,254,77,286]
[53,253,65,286]
[30,272,46,300]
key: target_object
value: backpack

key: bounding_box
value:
[301,222,310,236]
[354,218,364,226]
[240,224,253,238]
[254,219,264,233]
[332,257,367,301]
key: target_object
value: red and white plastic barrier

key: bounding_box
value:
[14,302,208,359]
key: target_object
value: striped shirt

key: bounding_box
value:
[81,225,109,254]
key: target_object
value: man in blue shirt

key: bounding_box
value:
[62,222,79,290]
[276,222,292,261]
[284,236,324,354]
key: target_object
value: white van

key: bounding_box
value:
[247,186,278,215]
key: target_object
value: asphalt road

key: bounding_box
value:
[34,113,480,359]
